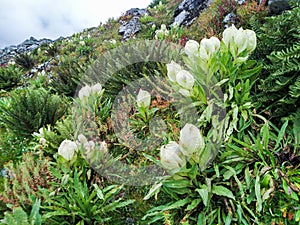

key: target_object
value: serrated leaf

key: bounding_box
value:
[212,185,235,200]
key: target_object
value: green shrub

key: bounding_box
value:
[250,4,300,119]
[15,53,35,70]
[0,88,68,137]
[50,56,86,96]
[0,65,23,91]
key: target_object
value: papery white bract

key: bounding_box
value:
[184,40,199,58]
[78,85,91,100]
[222,24,257,57]
[58,140,78,161]
[179,123,205,158]
[199,37,220,60]
[245,29,257,53]
[166,61,182,83]
[137,89,151,108]
[77,133,88,144]
[91,83,102,94]
[235,28,248,55]
[222,24,237,49]
[160,141,185,172]
[176,70,194,90]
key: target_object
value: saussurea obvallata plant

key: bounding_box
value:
[143,24,263,224]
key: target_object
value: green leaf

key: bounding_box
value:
[196,187,209,207]
[144,182,162,200]
[255,174,262,212]
[186,198,201,211]
[212,185,235,200]
[274,120,288,150]
[93,184,104,200]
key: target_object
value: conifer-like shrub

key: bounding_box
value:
[15,53,35,70]
[0,65,23,91]
[50,56,85,96]
[0,88,68,137]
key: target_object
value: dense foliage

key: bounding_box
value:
[0,0,299,224]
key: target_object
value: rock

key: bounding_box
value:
[0,36,56,65]
[236,0,247,4]
[119,16,142,40]
[223,13,239,28]
[268,0,291,15]
[124,8,149,17]
[172,0,211,26]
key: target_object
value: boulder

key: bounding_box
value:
[118,16,142,40]
[172,0,211,26]
[268,0,291,15]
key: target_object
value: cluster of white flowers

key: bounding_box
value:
[222,24,256,61]
[33,126,51,146]
[78,83,102,100]
[166,61,194,96]
[7,60,15,66]
[136,89,151,108]
[57,134,108,162]
[155,24,169,40]
[160,123,205,173]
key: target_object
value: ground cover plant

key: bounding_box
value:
[0,0,299,224]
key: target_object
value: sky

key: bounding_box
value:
[0,0,152,48]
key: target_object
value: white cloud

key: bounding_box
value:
[0,0,152,48]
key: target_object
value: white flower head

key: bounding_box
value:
[166,61,182,82]
[58,140,78,161]
[161,24,167,31]
[245,29,257,53]
[176,70,194,90]
[160,141,185,172]
[179,123,205,158]
[185,40,200,58]
[199,37,220,60]
[99,141,108,153]
[91,83,102,94]
[78,85,91,100]
[222,24,238,48]
[137,89,151,108]
[235,27,248,55]
[77,134,88,144]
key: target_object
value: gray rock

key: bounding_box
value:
[118,16,142,40]
[173,0,211,26]
[236,0,247,4]
[124,8,149,17]
[268,0,291,15]
[223,13,239,28]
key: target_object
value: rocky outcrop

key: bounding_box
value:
[118,8,149,40]
[172,0,212,26]
[0,36,54,65]
[268,0,291,15]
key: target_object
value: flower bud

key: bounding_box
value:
[166,61,182,83]
[176,70,194,90]
[137,89,151,108]
[91,83,102,94]
[58,140,78,161]
[199,37,220,60]
[78,85,91,100]
[245,29,256,53]
[160,141,185,172]
[184,40,199,58]
[235,27,248,55]
[179,123,205,158]
[222,24,238,49]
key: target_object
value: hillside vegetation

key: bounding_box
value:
[0,0,299,224]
